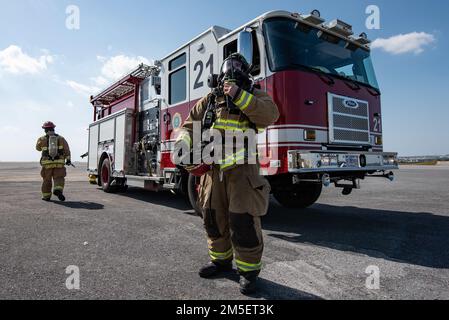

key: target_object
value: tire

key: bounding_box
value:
[187,174,202,216]
[100,158,115,193]
[273,183,323,209]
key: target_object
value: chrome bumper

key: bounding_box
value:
[288,150,399,173]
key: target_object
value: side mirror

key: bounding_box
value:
[238,30,253,67]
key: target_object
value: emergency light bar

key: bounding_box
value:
[325,19,354,37]
[301,9,325,25]
[354,32,372,45]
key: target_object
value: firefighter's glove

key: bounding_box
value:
[224,82,242,111]
[65,159,72,166]
[223,81,239,100]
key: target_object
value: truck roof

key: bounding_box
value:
[90,64,157,105]
[159,9,371,62]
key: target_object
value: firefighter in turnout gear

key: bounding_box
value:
[175,53,279,294]
[36,121,71,202]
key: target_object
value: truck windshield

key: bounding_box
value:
[263,17,380,90]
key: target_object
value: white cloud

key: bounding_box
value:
[0,45,54,74]
[91,75,109,87]
[68,54,151,95]
[66,80,100,96]
[96,55,107,63]
[371,32,436,55]
[97,54,151,82]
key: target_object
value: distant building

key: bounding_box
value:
[398,154,449,164]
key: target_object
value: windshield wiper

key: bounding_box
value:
[318,72,360,91]
[365,86,381,96]
[342,77,361,91]
[290,63,380,94]
[327,72,381,94]
[356,81,381,96]
[292,64,335,85]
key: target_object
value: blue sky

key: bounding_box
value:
[0,0,448,161]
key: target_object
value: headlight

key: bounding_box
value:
[383,155,397,166]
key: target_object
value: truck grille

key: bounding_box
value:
[328,93,370,145]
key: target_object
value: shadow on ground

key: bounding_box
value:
[104,187,449,269]
[215,271,321,300]
[263,201,449,269]
[254,277,321,300]
[53,201,104,210]
[113,187,194,212]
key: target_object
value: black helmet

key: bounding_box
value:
[221,53,250,75]
[219,53,252,90]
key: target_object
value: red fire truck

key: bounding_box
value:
[86,10,398,211]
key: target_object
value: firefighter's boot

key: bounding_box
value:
[239,271,259,295]
[53,190,66,202]
[199,260,233,279]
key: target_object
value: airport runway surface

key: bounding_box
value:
[0,162,448,300]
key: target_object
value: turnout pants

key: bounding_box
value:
[198,164,271,274]
[41,166,66,199]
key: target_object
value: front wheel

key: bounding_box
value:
[273,183,323,209]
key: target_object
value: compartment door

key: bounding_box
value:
[88,124,99,171]
[114,113,126,172]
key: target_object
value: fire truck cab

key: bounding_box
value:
[87,10,398,211]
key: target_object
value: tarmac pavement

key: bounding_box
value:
[0,162,448,300]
